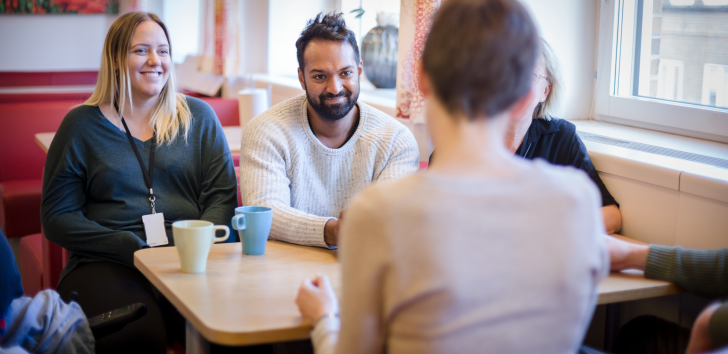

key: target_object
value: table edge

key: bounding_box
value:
[35,133,51,153]
[133,246,317,346]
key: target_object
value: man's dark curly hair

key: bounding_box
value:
[296,12,360,71]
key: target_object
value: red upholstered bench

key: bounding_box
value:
[19,231,68,296]
[199,97,239,126]
[199,97,240,168]
[19,233,43,296]
[0,101,81,238]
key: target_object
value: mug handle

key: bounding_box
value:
[232,214,246,231]
[213,225,230,243]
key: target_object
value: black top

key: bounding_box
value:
[429,118,618,208]
[515,118,617,207]
[41,97,239,285]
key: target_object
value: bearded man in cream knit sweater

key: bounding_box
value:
[239,13,419,249]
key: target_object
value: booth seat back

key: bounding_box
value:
[0,71,98,87]
[198,97,239,126]
[0,100,81,182]
[0,101,80,237]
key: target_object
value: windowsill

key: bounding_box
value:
[573,119,728,203]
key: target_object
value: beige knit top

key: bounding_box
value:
[313,160,610,354]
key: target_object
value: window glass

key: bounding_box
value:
[615,0,728,109]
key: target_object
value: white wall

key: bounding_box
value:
[520,0,599,120]
[0,15,119,71]
[267,0,338,78]
[0,0,175,72]
[163,0,200,64]
[239,0,269,74]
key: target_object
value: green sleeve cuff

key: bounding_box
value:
[644,244,679,282]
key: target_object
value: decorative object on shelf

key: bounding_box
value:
[360,12,399,89]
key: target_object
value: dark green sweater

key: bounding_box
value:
[646,245,728,347]
[645,245,728,298]
[41,97,238,285]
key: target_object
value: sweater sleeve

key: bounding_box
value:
[195,103,238,240]
[644,245,728,298]
[375,126,419,183]
[239,122,333,248]
[335,189,389,354]
[310,316,340,354]
[41,117,147,268]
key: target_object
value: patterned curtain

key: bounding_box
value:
[396,0,446,124]
[198,0,239,77]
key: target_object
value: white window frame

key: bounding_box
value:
[595,0,728,143]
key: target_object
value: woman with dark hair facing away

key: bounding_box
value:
[295,0,609,353]
[430,38,622,234]
[41,12,237,353]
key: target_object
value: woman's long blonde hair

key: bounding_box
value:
[84,11,191,145]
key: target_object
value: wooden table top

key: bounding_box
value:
[134,241,340,346]
[596,269,682,305]
[134,241,682,346]
[34,132,55,154]
[34,126,242,155]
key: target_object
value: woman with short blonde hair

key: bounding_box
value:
[430,37,622,234]
[532,39,563,120]
[501,37,622,234]
[42,12,237,353]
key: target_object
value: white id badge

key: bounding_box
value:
[142,213,169,247]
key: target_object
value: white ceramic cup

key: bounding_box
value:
[172,220,230,273]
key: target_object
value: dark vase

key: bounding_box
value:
[361,25,399,89]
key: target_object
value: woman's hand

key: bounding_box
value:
[605,235,649,271]
[296,274,339,325]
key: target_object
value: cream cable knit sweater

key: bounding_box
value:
[239,94,420,248]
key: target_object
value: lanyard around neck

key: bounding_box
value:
[115,102,158,214]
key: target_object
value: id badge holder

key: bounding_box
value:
[142,212,169,247]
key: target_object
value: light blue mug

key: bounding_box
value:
[232,206,273,255]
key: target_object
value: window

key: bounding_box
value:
[656,59,684,101]
[595,0,728,142]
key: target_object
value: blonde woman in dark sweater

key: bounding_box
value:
[41,12,236,353]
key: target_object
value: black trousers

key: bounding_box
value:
[57,261,184,354]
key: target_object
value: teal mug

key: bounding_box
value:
[232,206,273,255]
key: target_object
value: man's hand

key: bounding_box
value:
[295,274,339,325]
[605,235,649,271]
[686,301,723,353]
[323,209,346,247]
